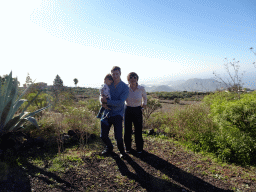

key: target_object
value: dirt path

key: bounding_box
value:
[1,130,255,191]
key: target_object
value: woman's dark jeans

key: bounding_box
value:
[124,106,144,152]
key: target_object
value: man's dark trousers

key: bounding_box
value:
[100,115,125,153]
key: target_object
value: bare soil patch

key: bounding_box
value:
[1,128,256,191]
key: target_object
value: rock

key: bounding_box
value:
[0,132,28,152]
[68,130,76,136]
[61,133,70,144]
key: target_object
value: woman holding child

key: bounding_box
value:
[124,72,147,156]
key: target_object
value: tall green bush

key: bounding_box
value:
[208,91,256,137]
[158,104,217,143]
[83,99,101,115]
[202,91,256,165]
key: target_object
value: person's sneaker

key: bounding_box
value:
[101,149,112,156]
[126,148,131,153]
[120,152,128,159]
[137,150,144,158]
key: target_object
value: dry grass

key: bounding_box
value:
[158,100,202,114]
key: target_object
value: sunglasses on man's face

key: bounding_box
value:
[130,76,137,79]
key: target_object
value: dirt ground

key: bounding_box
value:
[1,128,255,192]
[1,98,255,191]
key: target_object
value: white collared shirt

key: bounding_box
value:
[125,85,147,107]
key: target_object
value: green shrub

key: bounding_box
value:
[147,112,170,130]
[174,98,180,104]
[83,99,101,115]
[63,106,100,135]
[32,112,65,139]
[151,103,217,143]
[21,92,53,114]
[52,91,75,112]
[206,91,256,136]
[201,91,256,165]
[166,104,217,142]
[213,120,256,165]
[202,91,241,108]
[143,96,162,128]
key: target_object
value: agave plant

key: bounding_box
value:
[0,72,50,133]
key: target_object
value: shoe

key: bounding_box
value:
[126,148,131,153]
[137,150,144,158]
[120,152,128,159]
[101,149,112,156]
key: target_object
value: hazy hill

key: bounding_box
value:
[140,70,256,92]
[142,79,186,87]
[143,85,176,92]
[171,78,224,92]
[142,78,227,92]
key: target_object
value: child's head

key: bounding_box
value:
[104,74,113,86]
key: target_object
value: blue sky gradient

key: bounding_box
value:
[1,0,255,87]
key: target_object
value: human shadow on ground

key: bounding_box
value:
[0,165,32,192]
[0,151,79,192]
[0,160,77,191]
[136,150,233,192]
[0,138,89,192]
[111,152,184,192]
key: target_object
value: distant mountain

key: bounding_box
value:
[172,78,225,92]
[142,78,227,92]
[162,80,186,87]
[142,79,186,87]
[140,71,256,92]
[143,85,176,92]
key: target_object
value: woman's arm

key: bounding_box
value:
[141,86,147,108]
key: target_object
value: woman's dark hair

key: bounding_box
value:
[104,74,113,81]
[127,72,139,81]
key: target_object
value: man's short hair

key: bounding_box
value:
[127,72,139,81]
[104,74,113,81]
[111,66,121,74]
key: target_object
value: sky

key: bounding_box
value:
[1,0,255,88]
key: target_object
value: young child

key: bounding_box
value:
[96,74,113,122]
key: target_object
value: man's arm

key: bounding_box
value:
[107,85,129,107]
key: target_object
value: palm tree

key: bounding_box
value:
[73,78,78,87]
